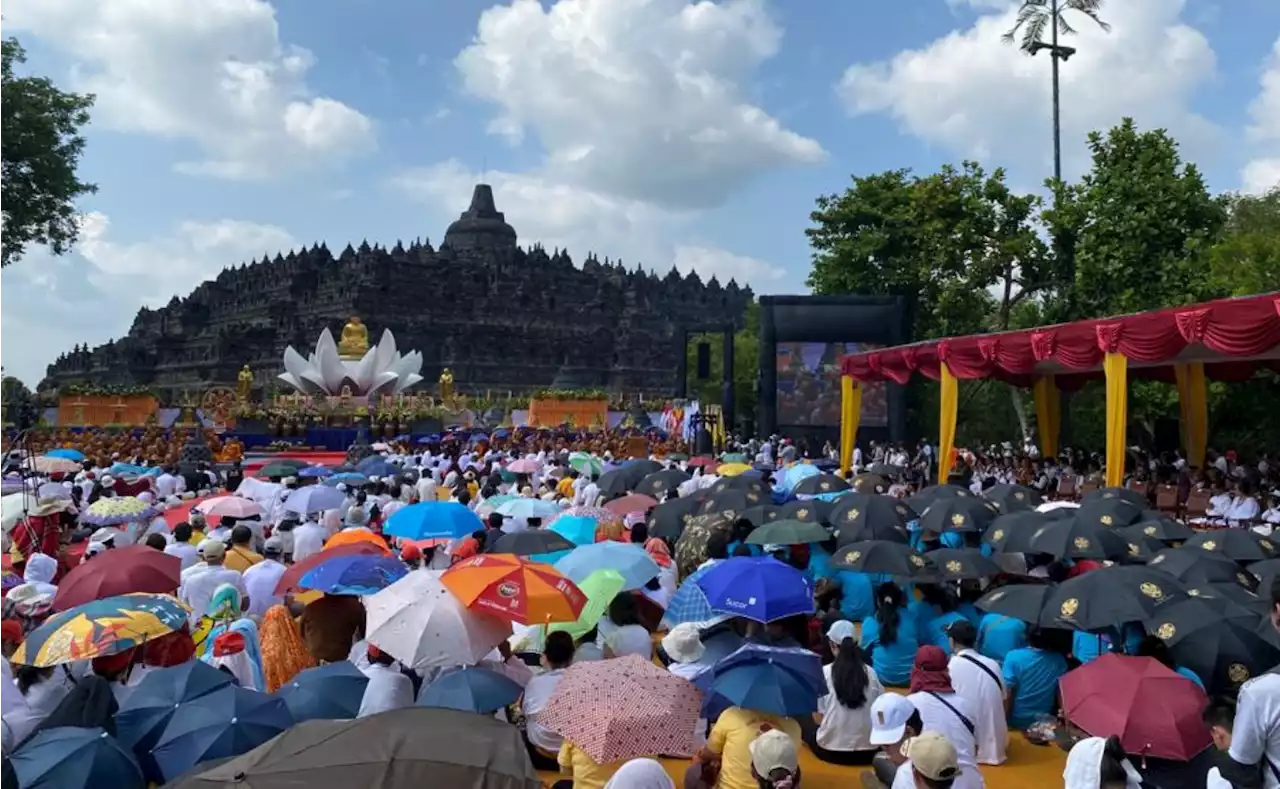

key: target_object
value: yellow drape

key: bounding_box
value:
[839,375,861,472]
[938,363,958,484]
[1103,352,1128,487]
[1173,362,1208,469]
[1032,376,1061,459]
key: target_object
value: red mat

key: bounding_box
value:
[243,452,348,476]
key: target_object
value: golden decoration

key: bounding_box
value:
[1201,540,1217,551]
[747,493,759,502]
[909,555,926,567]
[846,508,860,522]
[1128,543,1140,555]
[845,550,862,564]
[992,529,1005,543]
[338,315,370,358]
[1140,582,1164,600]
[950,513,966,526]
[1187,588,1201,597]
[1261,539,1275,552]
[819,482,831,491]
[1074,536,1091,550]
[1060,598,1080,618]
[946,560,963,574]
[1156,623,1176,640]
[796,508,810,520]
[1100,515,1114,526]
[1014,491,1025,500]
[1151,554,1166,564]
[1144,526,1157,537]
[1229,664,1251,684]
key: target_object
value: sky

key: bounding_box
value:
[1,0,1277,387]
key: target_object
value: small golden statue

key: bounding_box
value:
[237,364,253,402]
[439,368,455,401]
[338,316,370,359]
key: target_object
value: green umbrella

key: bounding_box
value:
[258,463,298,478]
[745,519,831,546]
[720,452,748,463]
[568,452,604,477]
[666,452,689,462]
[548,569,625,640]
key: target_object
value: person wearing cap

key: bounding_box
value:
[900,731,962,789]
[904,647,981,788]
[179,541,248,626]
[663,623,711,749]
[748,728,801,789]
[866,694,924,788]
[697,697,802,789]
[944,620,1006,766]
[801,620,884,766]
[241,537,287,618]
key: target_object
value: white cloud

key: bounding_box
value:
[0,214,296,386]
[838,0,1219,182]
[5,0,375,180]
[673,245,786,286]
[454,0,825,209]
[1242,36,1280,193]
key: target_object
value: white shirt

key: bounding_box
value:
[603,624,652,659]
[815,662,884,752]
[241,559,287,618]
[164,542,201,572]
[575,482,600,508]
[291,522,327,563]
[949,649,1008,765]
[522,668,567,752]
[1230,673,1280,788]
[2,671,73,753]
[155,473,178,498]
[906,691,986,789]
[180,567,247,624]
[357,663,414,718]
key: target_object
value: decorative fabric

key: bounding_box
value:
[259,605,315,692]
[644,538,672,568]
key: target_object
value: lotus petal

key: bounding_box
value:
[367,372,400,396]
[353,348,380,393]
[315,330,348,392]
[374,330,397,373]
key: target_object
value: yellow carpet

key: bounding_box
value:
[537,732,1064,788]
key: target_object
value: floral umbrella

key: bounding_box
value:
[12,593,190,667]
[83,496,159,526]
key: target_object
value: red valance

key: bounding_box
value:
[840,293,1280,386]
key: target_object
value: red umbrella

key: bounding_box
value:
[273,541,389,596]
[687,456,716,469]
[1059,653,1211,761]
[52,545,181,611]
[603,493,658,519]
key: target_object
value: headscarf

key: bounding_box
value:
[1063,737,1143,789]
[596,519,628,543]
[1,618,22,647]
[22,554,58,598]
[259,604,315,692]
[603,758,676,789]
[142,626,196,668]
[194,583,244,656]
[909,644,953,693]
[644,538,673,568]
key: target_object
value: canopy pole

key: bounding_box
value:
[1104,353,1128,487]
[1174,362,1208,469]
[1033,376,1061,459]
[938,363,958,484]
[839,375,861,473]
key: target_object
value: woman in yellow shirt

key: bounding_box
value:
[695,706,802,789]
[556,739,628,789]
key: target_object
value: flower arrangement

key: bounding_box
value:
[61,383,156,397]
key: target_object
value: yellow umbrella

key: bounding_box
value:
[716,463,752,477]
[12,593,190,667]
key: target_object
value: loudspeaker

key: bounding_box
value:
[696,343,711,379]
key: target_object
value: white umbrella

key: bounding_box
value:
[283,485,345,515]
[364,570,512,671]
[1,492,38,533]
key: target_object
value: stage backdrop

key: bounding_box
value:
[758,295,909,444]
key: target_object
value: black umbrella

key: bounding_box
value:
[907,484,972,513]
[1184,531,1276,563]
[1025,518,1132,561]
[746,519,832,546]
[1072,498,1144,530]
[699,489,764,519]
[1043,566,1188,631]
[983,511,1054,553]
[983,484,1043,514]
[1185,583,1271,616]
[923,548,1004,581]
[1081,486,1149,508]
[636,470,691,499]
[1118,534,1167,563]
[829,494,914,545]
[850,473,889,495]
[778,499,835,525]
[1248,558,1280,590]
[1145,598,1280,693]
[623,459,664,477]
[832,540,931,577]
[645,494,706,542]
[737,505,782,528]
[866,462,903,477]
[1119,516,1195,544]
[918,497,997,535]
[596,468,639,500]
[708,475,767,497]
[1148,548,1258,591]
[976,583,1055,625]
[489,530,575,556]
[792,474,851,497]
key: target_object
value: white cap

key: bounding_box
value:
[749,729,798,776]
[826,619,856,644]
[84,542,107,557]
[869,693,917,745]
[661,623,705,664]
[90,528,118,545]
[263,536,284,555]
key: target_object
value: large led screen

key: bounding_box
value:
[775,341,888,427]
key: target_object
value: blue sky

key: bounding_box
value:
[2,0,1277,386]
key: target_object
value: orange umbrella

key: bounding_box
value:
[441,554,588,625]
[325,529,389,550]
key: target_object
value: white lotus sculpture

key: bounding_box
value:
[278,328,424,396]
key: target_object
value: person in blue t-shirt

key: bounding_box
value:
[977,610,1028,662]
[909,584,968,652]
[859,582,919,686]
[1002,627,1070,729]
[1135,634,1206,691]
[833,570,878,622]
[1072,629,1117,664]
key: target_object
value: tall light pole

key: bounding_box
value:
[1028,7,1076,185]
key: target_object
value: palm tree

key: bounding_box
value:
[1003,0,1110,185]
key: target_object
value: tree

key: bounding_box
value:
[2,37,97,267]
[1208,187,1280,297]
[1003,0,1110,186]
[685,301,760,431]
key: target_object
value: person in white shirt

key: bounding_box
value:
[802,620,884,765]
[945,620,1007,766]
[520,631,575,770]
[904,646,985,789]
[155,468,179,499]
[163,523,201,572]
[357,645,414,718]
[179,541,248,625]
[1227,480,1262,527]
[867,693,925,789]
[1,664,75,753]
[1062,735,1145,789]
[291,517,327,563]
[574,475,601,508]
[1220,578,1280,788]
[241,537,288,618]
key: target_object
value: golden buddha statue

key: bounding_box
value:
[236,364,253,402]
[439,368,455,401]
[338,316,370,358]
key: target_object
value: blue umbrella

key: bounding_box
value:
[703,658,824,718]
[660,564,725,628]
[324,472,370,487]
[695,556,813,623]
[46,448,86,462]
[355,457,394,478]
[703,643,826,696]
[298,553,408,595]
[555,542,659,591]
[275,661,369,721]
[297,465,334,478]
[384,501,483,540]
[117,661,233,778]
[775,464,820,495]
[496,498,561,524]
[283,485,345,515]
[10,727,144,789]
[150,685,293,783]
[549,515,598,547]
[417,666,523,714]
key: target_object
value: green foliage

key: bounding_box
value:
[685,301,760,425]
[59,383,154,397]
[2,38,97,267]
[1003,0,1110,53]
[531,389,610,402]
[1208,187,1280,297]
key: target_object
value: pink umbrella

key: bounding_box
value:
[506,458,541,475]
[604,493,658,519]
[195,496,265,519]
[537,654,702,764]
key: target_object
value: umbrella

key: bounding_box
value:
[850,473,889,494]
[150,685,293,783]
[983,511,1054,553]
[907,483,972,512]
[1044,566,1188,631]
[716,462,753,477]
[257,463,298,479]
[384,501,484,540]
[597,468,640,499]
[737,504,782,527]
[704,649,824,717]
[924,548,1004,581]
[982,483,1043,513]
[1119,533,1168,563]
[1187,583,1270,615]
[660,564,726,629]
[13,593,190,667]
[1148,547,1258,591]
[26,456,82,475]
[702,642,826,697]
[1120,516,1195,543]
[45,448,86,461]
[1185,530,1276,563]
[273,542,389,595]
[1145,597,1280,693]
[548,569,625,640]
[696,556,813,623]
[709,475,767,497]
[1072,498,1144,530]
[646,495,706,541]
[1248,557,1280,589]
[721,452,749,463]
[296,552,407,596]
[296,466,333,479]
[688,456,717,469]
[568,452,604,477]
[418,665,524,714]
[495,498,561,528]
[9,727,144,789]
[476,493,519,517]
[832,540,931,577]
[163,708,543,789]
[548,515,599,548]
[323,472,369,487]
[36,481,72,500]
[490,529,575,556]
[365,570,511,670]
[193,496,264,519]
[603,493,659,518]
[53,545,181,611]
[506,457,541,475]
[442,554,587,625]
[829,494,914,544]
[555,542,660,591]
[1059,653,1211,761]
[117,662,233,775]
[918,496,997,534]
[746,519,830,546]
[1024,518,1131,561]
[82,497,158,526]
[622,459,663,476]
[699,490,765,519]
[637,469,691,497]
[976,583,1055,625]
[866,462,903,477]
[791,473,851,497]
[324,528,388,550]
[538,654,703,763]
[354,457,394,478]
[778,499,835,525]
[283,486,344,515]
[1081,487,1149,509]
